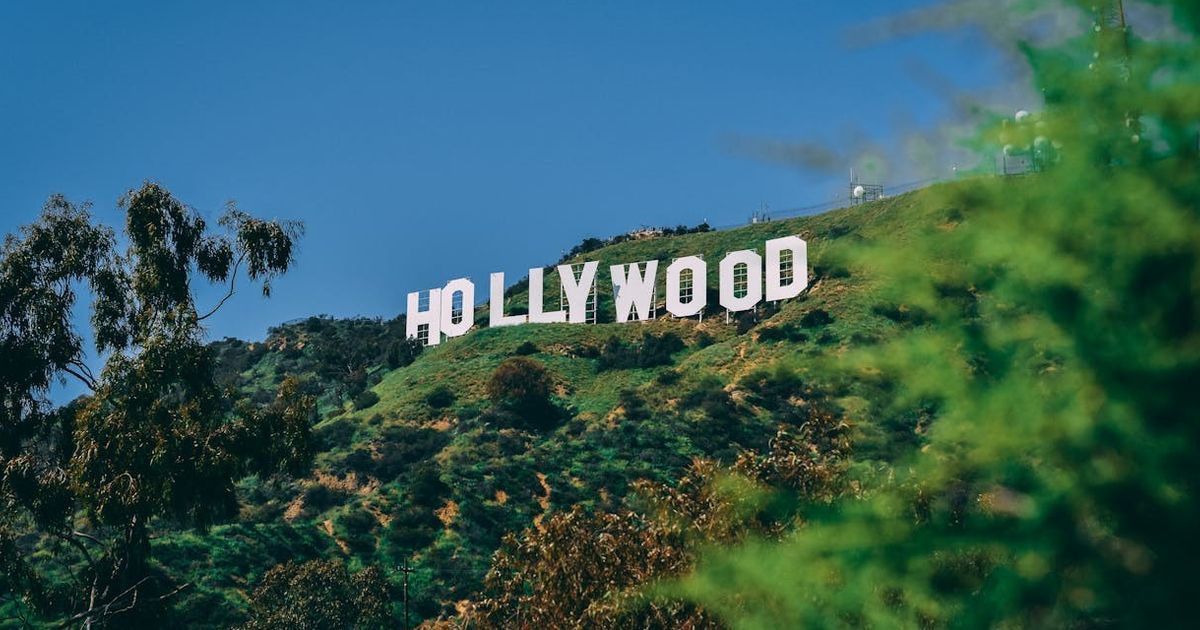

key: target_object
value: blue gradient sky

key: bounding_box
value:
[1,1,1017,352]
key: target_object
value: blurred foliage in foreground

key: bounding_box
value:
[668,1,1200,627]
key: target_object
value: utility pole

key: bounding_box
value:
[398,559,414,630]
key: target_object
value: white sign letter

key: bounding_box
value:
[719,250,762,312]
[610,260,659,323]
[528,267,567,324]
[406,288,443,345]
[765,235,808,301]
[489,272,527,327]
[558,261,599,324]
[666,256,706,318]
[440,278,475,338]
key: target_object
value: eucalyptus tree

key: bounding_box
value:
[0,183,314,627]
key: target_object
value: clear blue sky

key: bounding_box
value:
[1,1,1016,349]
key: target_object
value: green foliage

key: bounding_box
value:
[366,425,449,481]
[513,340,539,355]
[797,308,832,328]
[240,559,392,629]
[0,182,311,627]
[384,334,424,369]
[672,2,1200,627]
[352,389,381,411]
[596,331,686,370]
[485,357,565,431]
[17,31,1177,622]
[424,384,456,409]
[471,419,850,628]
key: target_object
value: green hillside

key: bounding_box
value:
[8,4,1195,625]
[150,183,962,625]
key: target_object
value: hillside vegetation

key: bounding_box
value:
[8,3,1197,626]
[159,184,962,625]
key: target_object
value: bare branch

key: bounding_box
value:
[197,252,245,321]
[71,530,105,547]
[63,365,98,392]
[53,576,189,629]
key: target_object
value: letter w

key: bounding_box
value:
[610,261,659,323]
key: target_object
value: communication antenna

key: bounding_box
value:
[749,202,772,224]
[848,168,883,205]
[998,109,1052,176]
[1095,0,1139,138]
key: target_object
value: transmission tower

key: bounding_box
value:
[1093,0,1139,135]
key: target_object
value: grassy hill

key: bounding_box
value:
[155,183,964,625]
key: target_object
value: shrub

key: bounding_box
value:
[618,388,650,422]
[425,385,456,409]
[596,336,638,370]
[597,332,685,371]
[315,418,357,450]
[301,483,347,514]
[656,369,682,385]
[337,506,379,554]
[385,336,424,369]
[334,448,375,477]
[487,357,554,409]
[353,389,381,411]
[513,340,539,355]
[373,426,450,481]
[799,308,833,328]
[486,357,563,431]
[385,504,442,550]
[739,364,804,411]
[639,331,685,367]
[241,560,392,629]
[756,324,808,343]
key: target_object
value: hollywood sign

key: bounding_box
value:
[406,235,808,345]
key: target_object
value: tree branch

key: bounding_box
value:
[72,530,105,547]
[55,576,191,629]
[63,365,98,392]
[69,359,97,384]
[52,531,97,572]
[197,252,245,321]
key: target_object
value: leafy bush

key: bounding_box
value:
[334,448,375,477]
[315,418,357,450]
[353,389,381,411]
[372,426,450,481]
[485,357,569,432]
[676,3,1200,627]
[488,355,549,397]
[385,504,443,551]
[739,363,804,411]
[241,559,392,629]
[640,331,685,366]
[597,332,685,371]
[798,308,833,328]
[513,340,539,355]
[337,506,379,554]
[656,369,682,386]
[755,323,808,343]
[596,336,638,370]
[618,388,650,422]
[301,483,348,514]
[385,336,425,369]
[425,384,456,409]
